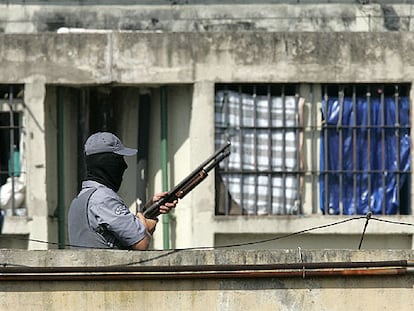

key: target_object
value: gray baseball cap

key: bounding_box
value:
[84,132,137,156]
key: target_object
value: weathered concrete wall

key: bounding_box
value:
[1,32,414,84]
[0,249,414,310]
[0,4,411,33]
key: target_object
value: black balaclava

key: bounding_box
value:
[85,152,128,192]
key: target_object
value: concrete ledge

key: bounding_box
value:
[1,248,414,267]
[1,249,414,311]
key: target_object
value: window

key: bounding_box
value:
[215,84,303,215]
[320,84,411,215]
[214,83,411,216]
[0,85,26,216]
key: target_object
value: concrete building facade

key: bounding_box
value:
[0,1,413,251]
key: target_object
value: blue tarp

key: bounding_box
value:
[320,96,410,215]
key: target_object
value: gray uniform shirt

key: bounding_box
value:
[68,180,147,249]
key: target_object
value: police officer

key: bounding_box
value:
[68,132,176,250]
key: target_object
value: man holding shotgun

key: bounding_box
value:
[68,132,176,250]
[68,131,230,250]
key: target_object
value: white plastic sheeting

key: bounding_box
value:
[215,90,304,215]
[0,177,26,212]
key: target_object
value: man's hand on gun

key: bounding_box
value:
[151,192,178,214]
[136,192,177,235]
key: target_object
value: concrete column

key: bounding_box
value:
[189,81,215,247]
[299,83,322,215]
[24,77,49,250]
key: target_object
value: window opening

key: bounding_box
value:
[75,86,120,190]
[215,83,411,217]
[320,84,411,215]
[215,84,304,216]
[0,85,26,216]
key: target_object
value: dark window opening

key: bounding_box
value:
[0,84,25,216]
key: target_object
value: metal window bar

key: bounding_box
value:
[267,85,273,214]
[352,86,358,216]
[252,86,258,215]
[366,86,372,213]
[294,92,301,215]
[224,90,232,215]
[7,88,15,215]
[237,86,244,214]
[323,88,329,214]
[380,86,386,215]
[281,85,287,215]
[310,85,318,214]
[395,85,401,213]
[338,87,344,214]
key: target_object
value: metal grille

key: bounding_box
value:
[0,85,25,216]
[215,83,411,216]
[320,84,411,215]
[215,84,303,215]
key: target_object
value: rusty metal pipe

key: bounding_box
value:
[0,260,412,274]
[0,267,412,282]
[1,260,414,283]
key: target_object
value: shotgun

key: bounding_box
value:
[142,142,231,219]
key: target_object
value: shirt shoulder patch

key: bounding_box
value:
[114,205,129,215]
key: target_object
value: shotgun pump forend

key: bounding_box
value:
[142,142,231,219]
